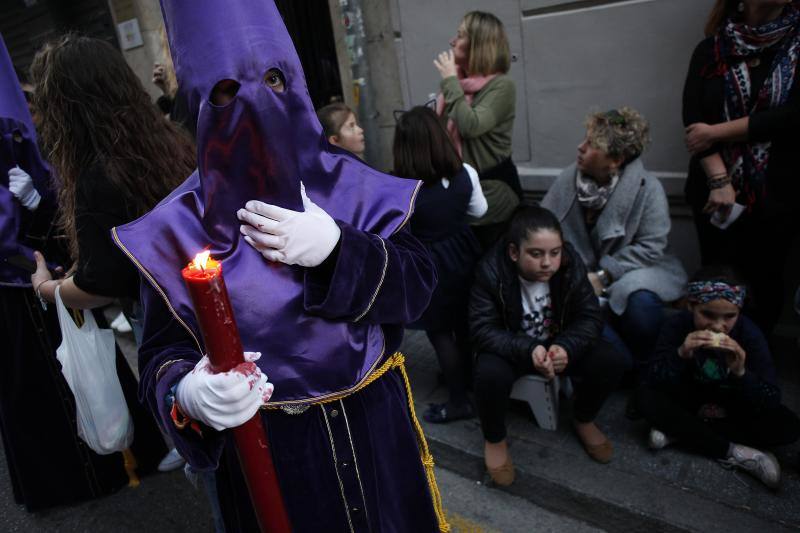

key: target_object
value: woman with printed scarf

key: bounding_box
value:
[683,0,800,334]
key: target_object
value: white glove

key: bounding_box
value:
[237,183,341,267]
[175,352,274,431]
[8,166,41,211]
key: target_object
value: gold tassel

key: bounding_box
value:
[394,354,451,532]
[122,448,141,488]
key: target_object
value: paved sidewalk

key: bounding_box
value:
[401,329,800,533]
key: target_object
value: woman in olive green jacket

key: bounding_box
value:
[435,10,521,249]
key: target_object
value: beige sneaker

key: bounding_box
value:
[719,444,781,489]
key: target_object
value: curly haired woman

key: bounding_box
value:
[542,107,687,368]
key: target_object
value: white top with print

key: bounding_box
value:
[519,277,553,342]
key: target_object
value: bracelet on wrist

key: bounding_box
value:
[707,177,732,190]
[35,279,50,310]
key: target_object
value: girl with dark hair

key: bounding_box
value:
[28,34,196,475]
[683,0,800,333]
[393,105,486,423]
[635,266,800,488]
[470,206,630,485]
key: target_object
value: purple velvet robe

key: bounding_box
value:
[0,34,54,286]
[113,1,442,530]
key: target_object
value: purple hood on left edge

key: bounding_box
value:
[114,0,420,404]
[0,33,53,287]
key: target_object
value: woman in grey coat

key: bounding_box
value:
[542,107,687,365]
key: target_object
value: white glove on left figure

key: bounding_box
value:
[8,166,41,211]
[237,183,341,267]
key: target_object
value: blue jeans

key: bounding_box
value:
[604,290,664,365]
[185,464,226,532]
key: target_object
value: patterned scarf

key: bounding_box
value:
[715,3,800,209]
[575,170,619,211]
[687,281,746,308]
[436,73,497,157]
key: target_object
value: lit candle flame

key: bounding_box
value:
[192,250,211,271]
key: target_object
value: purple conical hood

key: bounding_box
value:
[161,0,305,121]
[115,1,423,403]
[0,35,36,139]
[0,33,52,286]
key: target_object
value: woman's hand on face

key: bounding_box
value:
[678,330,715,359]
[434,50,458,80]
[719,336,746,377]
[152,63,167,93]
[685,123,717,154]
[587,273,604,297]
[702,183,736,220]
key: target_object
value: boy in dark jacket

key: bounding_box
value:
[471,206,631,485]
[635,267,800,489]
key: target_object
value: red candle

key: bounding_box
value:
[182,251,291,533]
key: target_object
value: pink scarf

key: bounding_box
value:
[436,73,497,157]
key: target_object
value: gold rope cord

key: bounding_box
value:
[393,354,451,532]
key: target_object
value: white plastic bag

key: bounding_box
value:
[55,286,134,454]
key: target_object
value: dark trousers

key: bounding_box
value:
[691,204,798,334]
[603,290,665,365]
[635,385,800,459]
[474,339,630,443]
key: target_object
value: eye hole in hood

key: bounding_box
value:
[209,79,241,107]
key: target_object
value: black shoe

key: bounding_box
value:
[423,401,475,424]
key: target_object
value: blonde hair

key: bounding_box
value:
[585,106,650,163]
[462,11,510,76]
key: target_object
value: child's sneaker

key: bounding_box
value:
[647,428,675,450]
[719,444,780,489]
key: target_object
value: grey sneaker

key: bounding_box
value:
[647,428,674,450]
[719,444,781,489]
[158,448,186,472]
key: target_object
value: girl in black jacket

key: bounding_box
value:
[471,206,630,485]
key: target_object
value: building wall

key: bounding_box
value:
[390,0,716,274]
[106,0,164,100]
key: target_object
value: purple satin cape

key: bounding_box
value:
[0,34,53,286]
[114,0,422,403]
